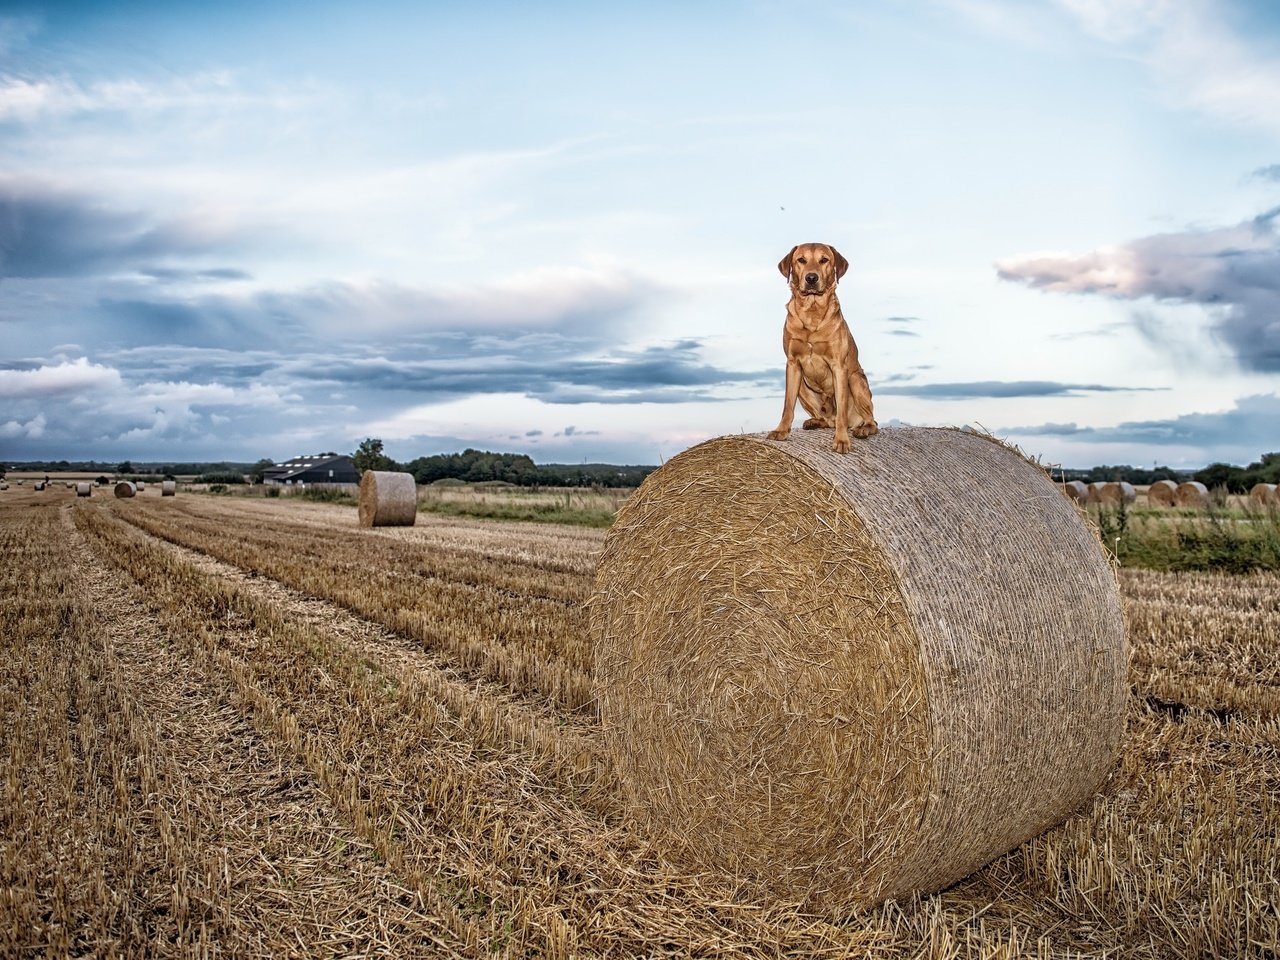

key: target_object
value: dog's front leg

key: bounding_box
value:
[831,362,851,454]
[767,360,801,441]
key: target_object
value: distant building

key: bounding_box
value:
[262,454,359,486]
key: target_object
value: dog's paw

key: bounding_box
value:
[832,435,851,454]
[853,422,879,439]
[766,428,791,441]
[801,418,830,430]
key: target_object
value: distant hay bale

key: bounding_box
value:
[76,482,92,497]
[34,481,46,491]
[357,470,417,527]
[1062,480,1088,503]
[592,427,1127,912]
[136,481,146,491]
[1175,481,1209,508]
[1147,480,1178,506]
[1249,483,1277,506]
[114,481,137,499]
[161,479,176,496]
[1086,481,1106,503]
[1097,481,1136,505]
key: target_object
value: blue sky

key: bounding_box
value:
[1,0,1278,468]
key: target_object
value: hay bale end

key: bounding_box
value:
[1249,483,1277,506]
[592,427,1127,912]
[1062,480,1088,503]
[76,482,92,497]
[358,470,417,527]
[161,480,176,496]
[113,481,137,499]
[1147,479,1178,507]
[1175,481,1209,508]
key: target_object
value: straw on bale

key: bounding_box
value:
[357,470,417,527]
[1062,480,1089,503]
[1175,480,1209,508]
[1097,481,1136,505]
[76,482,92,497]
[1249,483,1277,506]
[592,427,1127,912]
[113,481,137,499]
[1147,479,1178,506]
[161,479,176,496]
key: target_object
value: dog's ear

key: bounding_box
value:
[832,247,850,280]
[777,246,797,280]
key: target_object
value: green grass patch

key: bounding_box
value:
[1092,502,1280,573]
[417,497,616,528]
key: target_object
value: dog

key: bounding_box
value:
[767,242,878,454]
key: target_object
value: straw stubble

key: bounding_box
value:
[592,426,1128,912]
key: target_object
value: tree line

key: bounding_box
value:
[352,438,653,488]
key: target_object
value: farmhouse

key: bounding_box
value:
[262,453,359,486]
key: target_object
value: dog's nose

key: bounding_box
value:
[804,272,819,285]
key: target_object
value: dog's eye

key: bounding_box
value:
[820,257,829,264]
[797,257,807,265]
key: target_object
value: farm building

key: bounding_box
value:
[262,454,359,487]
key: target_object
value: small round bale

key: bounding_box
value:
[1062,480,1089,503]
[34,481,46,491]
[113,481,137,499]
[136,481,146,492]
[161,479,176,496]
[1175,481,1209,508]
[1097,481,1136,505]
[76,482,92,497]
[357,470,417,527]
[1147,479,1178,507]
[592,427,1127,911]
[1249,483,1277,506]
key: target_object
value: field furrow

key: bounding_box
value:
[4,490,1278,958]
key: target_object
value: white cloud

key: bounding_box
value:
[1056,0,1280,133]
[0,413,45,439]
[0,357,122,397]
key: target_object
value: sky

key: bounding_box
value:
[1,0,1278,469]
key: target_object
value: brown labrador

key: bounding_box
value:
[767,242,878,454]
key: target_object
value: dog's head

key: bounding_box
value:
[777,242,849,297]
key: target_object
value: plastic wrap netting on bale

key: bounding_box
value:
[591,427,1127,912]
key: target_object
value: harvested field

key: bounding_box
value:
[2,489,1278,958]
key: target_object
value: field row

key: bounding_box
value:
[2,491,1277,957]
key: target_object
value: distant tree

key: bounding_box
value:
[95,475,110,486]
[1194,462,1245,493]
[352,437,396,474]
[116,460,133,475]
[249,458,277,484]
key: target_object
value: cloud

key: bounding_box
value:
[0,177,243,278]
[996,207,1280,371]
[0,412,45,439]
[874,379,1159,400]
[1056,0,1280,134]
[1253,164,1280,183]
[1003,393,1280,454]
[0,70,304,124]
[0,357,121,397]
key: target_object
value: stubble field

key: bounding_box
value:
[1,489,1277,958]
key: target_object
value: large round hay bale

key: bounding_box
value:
[113,481,137,499]
[161,479,176,496]
[1097,481,1136,505]
[592,427,1127,911]
[1175,481,1209,508]
[1086,481,1106,503]
[357,470,417,527]
[76,482,92,497]
[1062,480,1088,503]
[1147,479,1178,507]
[1249,483,1277,506]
